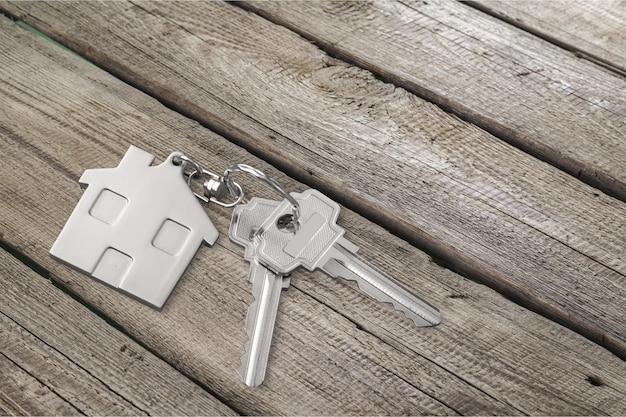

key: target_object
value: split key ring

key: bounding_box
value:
[223,164,300,227]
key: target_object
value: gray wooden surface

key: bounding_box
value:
[1,1,625,415]
[3,0,624,357]
[469,0,626,74]
[240,0,626,200]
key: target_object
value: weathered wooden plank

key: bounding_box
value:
[237,0,626,201]
[1,352,80,416]
[0,250,237,416]
[468,0,626,75]
[2,309,142,416]
[1,13,626,415]
[1,0,624,357]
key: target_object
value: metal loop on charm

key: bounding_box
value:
[172,154,203,178]
[223,164,300,224]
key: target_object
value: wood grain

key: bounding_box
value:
[1,353,80,416]
[0,250,237,416]
[468,0,626,75]
[1,13,626,415]
[2,314,142,416]
[1,0,624,356]
[238,0,626,200]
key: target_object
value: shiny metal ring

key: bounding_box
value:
[223,164,300,223]
[186,165,220,186]
[172,154,204,179]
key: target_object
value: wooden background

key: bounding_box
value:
[1,1,624,415]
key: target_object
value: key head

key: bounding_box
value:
[230,197,280,261]
[256,189,344,274]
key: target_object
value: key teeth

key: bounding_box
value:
[239,328,262,387]
[381,296,442,327]
[238,341,250,376]
[352,279,442,327]
[329,252,442,327]
[396,303,442,327]
[244,296,259,334]
[238,340,265,387]
[237,342,256,386]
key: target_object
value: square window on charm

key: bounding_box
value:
[152,219,191,256]
[89,189,128,225]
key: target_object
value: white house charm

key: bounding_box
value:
[50,146,219,309]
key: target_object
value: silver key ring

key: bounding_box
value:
[223,164,300,225]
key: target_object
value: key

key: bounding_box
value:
[230,197,291,386]
[255,189,441,327]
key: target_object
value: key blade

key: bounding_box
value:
[238,261,287,387]
[323,246,441,327]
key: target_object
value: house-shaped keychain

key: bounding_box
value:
[50,146,218,309]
